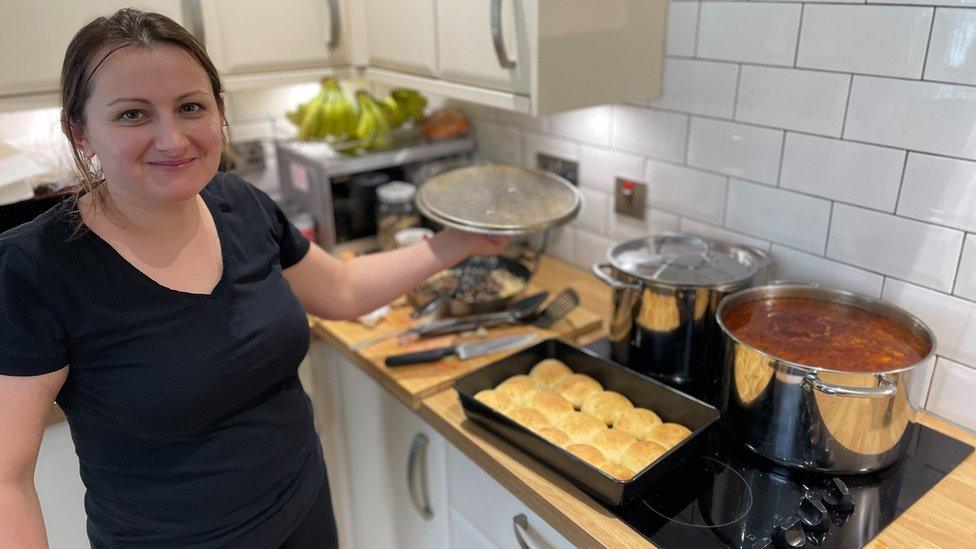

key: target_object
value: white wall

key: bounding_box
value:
[36,423,89,548]
[469,0,976,433]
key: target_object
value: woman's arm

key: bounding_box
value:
[283,229,507,320]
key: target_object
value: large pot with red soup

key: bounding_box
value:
[715,284,935,473]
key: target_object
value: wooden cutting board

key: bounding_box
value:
[308,261,604,409]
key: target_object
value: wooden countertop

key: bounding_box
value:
[313,255,976,548]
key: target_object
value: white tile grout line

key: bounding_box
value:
[731,64,743,120]
[793,4,805,68]
[823,201,835,256]
[893,151,911,213]
[950,233,967,295]
[919,7,938,80]
[693,1,702,59]
[839,74,855,138]
[721,176,731,226]
[683,116,693,164]
[775,131,787,186]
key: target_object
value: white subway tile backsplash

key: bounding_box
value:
[574,188,609,234]
[666,2,699,57]
[644,160,728,224]
[649,59,738,118]
[578,146,644,193]
[883,279,976,366]
[680,218,772,252]
[611,105,688,163]
[926,357,976,431]
[953,234,976,301]
[546,226,577,265]
[575,229,614,269]
[608,207,681,241]
[547,106,611,146]
[899,153,976,232]
[697,3,802,66]
[768,244,885,297]
[828,204,964,291]
[845,77,976,160]
[909,355,937,410]
[797,5,932,79]
[872,0,976,10]
[926,9,976,86]
[473,120,520,165]
[520,131,580,173]
[687,118,783,184]
[780,134,905,211]
[726,180,832,253]
[735,66,849,137]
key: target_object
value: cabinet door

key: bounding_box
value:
[447,444,573,549]
[363,0,438,76]
[202,0,347,75]
[436,0,530,94]
[0,1,183,96]
[338,356,449,549]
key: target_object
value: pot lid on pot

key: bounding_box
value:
[415,164,581,235]
[609,232,767,287]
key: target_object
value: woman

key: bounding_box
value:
[0,9,504,548]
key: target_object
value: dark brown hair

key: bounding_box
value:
[59,8,226,234]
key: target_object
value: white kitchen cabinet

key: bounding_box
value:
[447,444,573,549]
[200,0,349,76]
[0,1,184,97]
[362,0,439,77]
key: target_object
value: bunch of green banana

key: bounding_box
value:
[287,78,357,141]
[380,88,428,127]
[353,90,392,151]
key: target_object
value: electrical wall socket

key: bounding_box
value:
[536,153,578,186]
[614,177,646,220]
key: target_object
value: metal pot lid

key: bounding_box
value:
[415,165,581,235]
[609,232,767,287]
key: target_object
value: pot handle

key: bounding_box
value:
[591,263,640,289]
[804,373,897,398]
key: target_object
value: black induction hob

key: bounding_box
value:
[584,339,974,548]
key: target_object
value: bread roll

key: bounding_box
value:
[529,358,573,389]
[565,444,609,469]
[526,390,574,425]
[581,391,634,426]
[536,427,570,447]
[621,440,667,473]
[590,428,637,465]
[508,408,550,432]
[474,389,515,415]
[555,374,603,409]
[602,463,636,481]
[496,375,538,406]
[613,407,663,440]
[648,423,692,450]
[555,411,607,444]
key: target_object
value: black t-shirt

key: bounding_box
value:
[0,172,323,548]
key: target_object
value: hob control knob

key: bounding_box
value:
[773,516,806,548]
[798,492,828,531]
[822,477,855,513]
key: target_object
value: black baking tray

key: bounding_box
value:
[453,338,720,507]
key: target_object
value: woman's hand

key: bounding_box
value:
[442,228,510,257]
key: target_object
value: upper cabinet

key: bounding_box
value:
[200,0,349,76]
[363,0,438,77]
[0,0,184,97]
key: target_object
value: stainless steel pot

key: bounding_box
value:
[715,284,936,473]
[591,233,769,404]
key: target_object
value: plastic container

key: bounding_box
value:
[376,181,421,250]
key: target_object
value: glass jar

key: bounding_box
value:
[376,181,421,250]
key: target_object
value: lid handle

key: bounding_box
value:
[656,231,713,268]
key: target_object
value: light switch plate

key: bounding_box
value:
[615,177,646,220]
[537,153,578,186]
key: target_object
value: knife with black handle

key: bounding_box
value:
[385,333,538,367]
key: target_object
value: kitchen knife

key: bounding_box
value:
[384,333,538,367]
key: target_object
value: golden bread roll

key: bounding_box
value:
[581,391,635,426]
[496,375,538,406]
[621,440,667,473]
[555,411,607,444]
[536,427,570,447]
[555,374,603,409]
[648,423,692,450]
[508,408,550,432]
[602,463,636,481]
[474,389,515,415]
[526,390,574,425]
[565,444,609,469]
[590,428,637,465]
[613,407,663,440]
[529,358,573,389]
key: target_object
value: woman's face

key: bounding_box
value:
[72,43,224,205]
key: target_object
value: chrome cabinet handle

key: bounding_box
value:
[490,0,517,68]
[805,373,898,398]
[513,513,551,549]
[327,0,341,50]
[406,432,433,520]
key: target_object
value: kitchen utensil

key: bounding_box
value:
[384,333,538,367]
[529,288,579,329]
[715,283,935,473]
[454,338,720,507]
[408,255,531,317]
[411,255,499,318]
[591,232,769,404]
[408,292,548,338]
[415,165,581,236]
